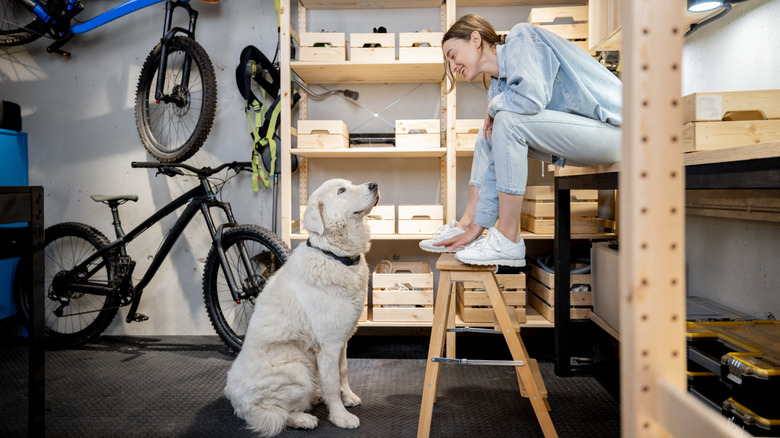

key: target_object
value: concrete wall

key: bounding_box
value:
[681,0,780,319]
[1,0,777,335]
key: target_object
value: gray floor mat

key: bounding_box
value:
[1,336,619,437]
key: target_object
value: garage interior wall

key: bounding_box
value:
[0,0,778,336]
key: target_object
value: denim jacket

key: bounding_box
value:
[488,23,622,126]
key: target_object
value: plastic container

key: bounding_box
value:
[0,128,29,319]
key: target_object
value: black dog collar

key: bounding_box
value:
[306,239,361,266]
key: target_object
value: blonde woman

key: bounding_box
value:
[420,14,622,267]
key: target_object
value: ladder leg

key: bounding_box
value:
[417,270,453,438]
[445,283,457,359]
[483,272,558,438]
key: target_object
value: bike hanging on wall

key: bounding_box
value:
[0,0,217,163]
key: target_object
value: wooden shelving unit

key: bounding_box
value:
[280,0,612,331]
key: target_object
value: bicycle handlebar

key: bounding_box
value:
[131,161,252,177]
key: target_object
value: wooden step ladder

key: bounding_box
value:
[417,254,557,438]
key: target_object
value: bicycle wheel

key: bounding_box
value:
[14,222,119,349]
[0,0,59,46]
[202,225,291,353]
[135,35,217,163]
[135,36,217,163]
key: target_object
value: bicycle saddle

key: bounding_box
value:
[90,194,139,203]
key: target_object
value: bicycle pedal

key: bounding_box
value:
[130,313,149,322]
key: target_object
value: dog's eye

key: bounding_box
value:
[337,187,346,195]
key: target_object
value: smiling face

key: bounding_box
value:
[442,32,483,82]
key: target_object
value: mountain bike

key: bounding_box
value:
[13,161,290,352]
[0,0,217,163]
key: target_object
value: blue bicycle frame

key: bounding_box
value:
[22,0,197,58]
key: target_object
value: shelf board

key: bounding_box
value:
[299,0,442,8]
[356,307,554,329]
[292,147,446,158]
[291,231,615,241]
[291,60,444,84]
[301,0,585,8]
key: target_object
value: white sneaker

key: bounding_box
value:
[455,227,526,267]
[419,221,466,253]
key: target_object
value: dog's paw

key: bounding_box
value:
[330,411,360,429]
[342,391,362,407]
[287,412,318,430]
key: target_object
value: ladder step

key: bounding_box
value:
[446,326,502,334]
[432,357,525,367]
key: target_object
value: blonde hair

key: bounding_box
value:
[442,14,504,93]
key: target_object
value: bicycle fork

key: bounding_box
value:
[155,0,199,105]
[200,200,258,304]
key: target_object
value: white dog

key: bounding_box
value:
[225,179,379,436]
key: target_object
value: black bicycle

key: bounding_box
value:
[0,0,217,163]
[13,161,290,352]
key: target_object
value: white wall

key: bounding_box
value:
[681,0,780,319]
[2,1,777,336]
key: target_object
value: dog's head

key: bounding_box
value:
[303,179,380,255]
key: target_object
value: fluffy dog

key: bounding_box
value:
[225,179,379,436]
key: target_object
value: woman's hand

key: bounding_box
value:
[436,223,485,251]
[483,114,494,140]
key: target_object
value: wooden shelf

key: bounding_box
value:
[299,0,582,9]
[292,147,446,158]
[356,306,554,328]
[291,60,444,84]
[290,231,615,241]
[554,141,780,178]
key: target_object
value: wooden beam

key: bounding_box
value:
[619,0,686,436]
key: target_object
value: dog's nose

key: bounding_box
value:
[368,182,378,191]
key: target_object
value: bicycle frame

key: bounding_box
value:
[21,0,199,98]
[54,176,250,324]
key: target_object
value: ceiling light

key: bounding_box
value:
[687,0,724,12]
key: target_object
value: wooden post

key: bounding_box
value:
[279,0,292,244]
[619,0,686,436]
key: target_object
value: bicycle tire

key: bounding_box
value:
[135,35,217,163]
[13,222,120,349]
[202,225,291,353]
[0,0,60,46]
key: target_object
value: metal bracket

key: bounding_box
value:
[432,357,525,367]
[446,326,502,334]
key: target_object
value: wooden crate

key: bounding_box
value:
[682,90,780,152]
[395,119,440,148]
[456,273,526,323]
[682,90,780,124]
[527,263,592,323]
[372,261,434,322]
[349,33,395,62]
[299,32,346,62]
[297,120,349,149]
[455,119,482,149]
[398,32,443,62]
[527,6,593,55]
[522,185,599,234]
[397,204,443,235]
[366,204,395,235]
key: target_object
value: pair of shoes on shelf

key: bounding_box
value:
[420,224,526,267]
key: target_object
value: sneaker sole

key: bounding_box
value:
[420,246,457,254]
[454,256,527,268]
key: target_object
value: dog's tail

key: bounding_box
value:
[244,404,288,437]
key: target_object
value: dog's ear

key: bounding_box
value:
[303,201,326,235]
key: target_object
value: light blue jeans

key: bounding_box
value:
[471,110,622,228]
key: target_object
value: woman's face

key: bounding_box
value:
[442,32,482,82]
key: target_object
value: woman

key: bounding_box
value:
[419,14,622,267]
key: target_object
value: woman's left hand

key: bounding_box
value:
[483,114,494,140]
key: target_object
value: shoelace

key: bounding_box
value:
[469,230,502,252]
[432,223,454,238]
